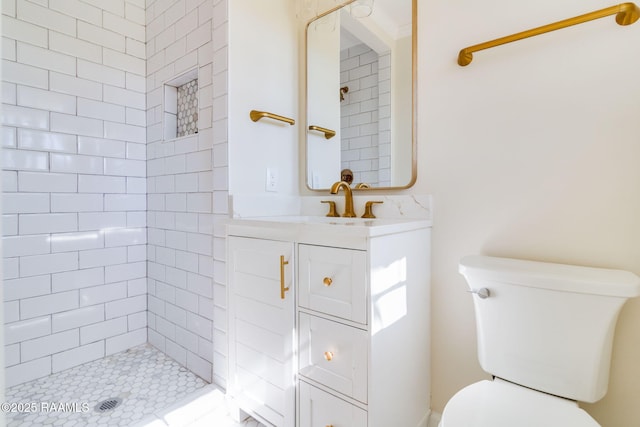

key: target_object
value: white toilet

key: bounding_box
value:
[440,255,640,427]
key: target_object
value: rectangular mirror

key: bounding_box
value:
[305,0,416,190]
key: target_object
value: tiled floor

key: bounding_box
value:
[4,344,266,427]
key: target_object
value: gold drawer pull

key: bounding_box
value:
[280,255,290,299]
[323,277,333,287]
[324,351,334,361]
[326,425,334,427]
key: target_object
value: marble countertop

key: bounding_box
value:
[225,215,431,248]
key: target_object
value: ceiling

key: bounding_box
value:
[371,0,412,39]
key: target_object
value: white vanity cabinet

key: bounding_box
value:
[227,236,296,427]
[227,218,431,427]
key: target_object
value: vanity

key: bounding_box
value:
[226,215,431,427]
[226,0,425,423]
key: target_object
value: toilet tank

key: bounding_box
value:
[460,255,640,403]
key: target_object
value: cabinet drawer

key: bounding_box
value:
[299,313,368,403]
[298,244,367,324]
[299,381,367,427]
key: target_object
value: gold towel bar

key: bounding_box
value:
[458,2,640,66]
[308,125,336,139]
[249,110,295,125]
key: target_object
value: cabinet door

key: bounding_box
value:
[228,236,295,427]
[299,381,367,427]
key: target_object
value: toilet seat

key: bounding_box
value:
[440,379,600,427]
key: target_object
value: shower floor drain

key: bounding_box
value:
[94,397,123,413]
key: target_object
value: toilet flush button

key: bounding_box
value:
[468,288,491,299]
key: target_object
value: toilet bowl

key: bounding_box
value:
[440,255,640,427]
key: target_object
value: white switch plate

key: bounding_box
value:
[266,168,278,192]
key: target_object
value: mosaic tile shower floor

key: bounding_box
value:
[5,344,266,427]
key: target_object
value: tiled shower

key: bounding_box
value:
[2,0,230,399]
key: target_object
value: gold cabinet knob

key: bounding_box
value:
[324,351,334,361]
[323,277,333,287]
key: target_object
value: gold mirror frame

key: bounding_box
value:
[304,0,417,191]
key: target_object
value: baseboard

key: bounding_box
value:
[427,410,442,427]
[417,410,430,427]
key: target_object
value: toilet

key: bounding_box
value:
[440,255,640,427]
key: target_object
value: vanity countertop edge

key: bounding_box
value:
[225,216,432,249]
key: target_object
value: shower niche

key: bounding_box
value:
[163,69,199,140]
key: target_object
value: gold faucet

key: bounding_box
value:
[329,181,356,217]
[361,200,383,218]
[320,200,339,217]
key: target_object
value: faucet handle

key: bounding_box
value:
[361,201,383,218]
[321,200,339,217]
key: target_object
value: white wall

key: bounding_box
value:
[414,0,640,425]
[228,0,299,197]
[2,0,147,387]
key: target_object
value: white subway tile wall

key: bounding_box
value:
[3,0,229,389]
[146,0,225,384]
[2,0,147,387]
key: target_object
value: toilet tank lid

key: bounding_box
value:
[459,255,640,298]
